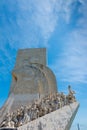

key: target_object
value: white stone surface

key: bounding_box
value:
[18,102,79,130]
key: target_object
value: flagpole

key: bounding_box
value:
[77,123,80,130]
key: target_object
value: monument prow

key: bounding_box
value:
[18,102,79,130]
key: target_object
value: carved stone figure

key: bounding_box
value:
[0,112,14,128]
[23,107,30,124]
[67,85,76,103]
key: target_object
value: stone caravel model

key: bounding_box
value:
[0,48,79,130]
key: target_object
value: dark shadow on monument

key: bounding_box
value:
[0,128,17,130]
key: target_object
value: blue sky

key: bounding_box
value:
[0,0,87,129]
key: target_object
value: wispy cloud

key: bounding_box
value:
[0,0,79,48]
[51,29,87,83]
[50,0,87,84]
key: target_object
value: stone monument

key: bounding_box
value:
[0,48,79,130]
[10,48,57,110]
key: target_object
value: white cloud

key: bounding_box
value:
[49,0,87,84]
[0,0,82,50]
[16,0,58,41]
[16,0,78,41]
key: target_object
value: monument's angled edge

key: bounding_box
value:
[0,48,79,130]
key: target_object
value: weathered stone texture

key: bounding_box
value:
[15,48,46,69]
[10,48,57,96]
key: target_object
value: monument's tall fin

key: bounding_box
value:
[1,48,57,112]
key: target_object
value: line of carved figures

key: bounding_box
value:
[0,86,76,128]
